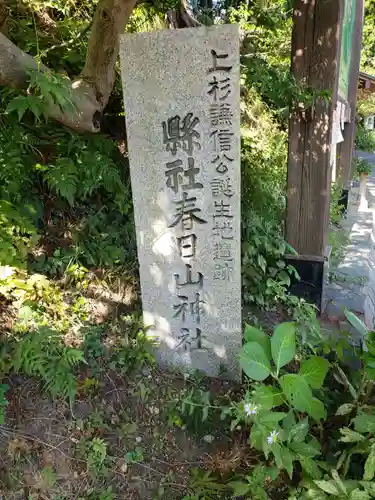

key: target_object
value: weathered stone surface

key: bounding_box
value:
[119,26,241,379]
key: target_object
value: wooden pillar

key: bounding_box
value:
[285,0,342,308]
[286,0,341,258]
[339,0,364,188]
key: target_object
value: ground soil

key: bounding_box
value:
[0,366,257,499]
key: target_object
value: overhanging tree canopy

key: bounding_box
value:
[0,0,200,133]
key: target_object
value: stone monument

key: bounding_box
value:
[119,25,241,380]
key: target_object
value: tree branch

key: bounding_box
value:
[180,0,201,27]
[166,0,202,29]
[0,0,138,133]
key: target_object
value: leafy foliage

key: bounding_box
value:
[354,157,373,177]
[357,89,375,118]
[6,69,74,122]
[361,0,375,75]
[11,326,85,401]
[240,88,298,308]
[355,124,375,152]
[228,314,375,495]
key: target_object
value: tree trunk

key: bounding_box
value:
[81,0,138,107]
[0,0,138,133]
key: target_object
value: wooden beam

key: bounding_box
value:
[286,0,341,257]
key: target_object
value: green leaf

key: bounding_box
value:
[279,374,314,414]
[334,366,357,399]
[354,413,375,434]
[289,418,309,443]
[350,490,370,500]
[331,469,347,495]
[125,446,144,464]
[250,424,264,452]
[265,466,279,481]
[359,481,375,495]
[271,322,296,374]
[308,437,322,454]
[26,95,42,120]
[289,441,321,458]
[364,444,375,481]
[283,410,296,440]
[45,158,78,206]
[240,342,272,381]
[339,428,366,443]
[314,480,341,496]
[252,385,284,410]
[310,398,326,421]
[229,481,250,496]
[303,488,328,500]
[300,356,330,389]
[344,309,368,338]
[278,270,291,286]
[258,254,267,273]
[280,446,294,478]
[6,96,29,121]
[260,411,287,426]
[272,442,282,469]
[244,324,271,360]
[299,456,323,479]
[336,404,355,416]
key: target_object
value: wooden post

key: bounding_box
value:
[338,0,364,188]
[286,0,341,257]
[285,0,342,307]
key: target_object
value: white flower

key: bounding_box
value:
[244,402,258,416]
[267,430,279,445]
[0,266,14,280]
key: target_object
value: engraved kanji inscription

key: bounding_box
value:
[165,159,183,194]
[209,49,233,73]
[213,262,233,281]
[174,264,203,288]
[212,153,234,174]
[211,177,234,197]
[165,157,203,194]
[212,219,234,240]
[175,328,205,351]
[177,233,197,259]
[190,292,205,324]
[210,103,233,127]
[213,242,233,261]
[208,76,231,101]
[173,292,205,324]
[183,157,204,190]
[211,129,234,152]
[169,192,207,231]
[173,294,189,322]
[214,200,233,219]
[162,113,201,156]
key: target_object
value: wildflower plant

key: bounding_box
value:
[236,323,330,479]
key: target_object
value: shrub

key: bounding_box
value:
[231,313,375,497]
[354,156,373,177]
[240,88,295,307]
[355,124,375,152]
